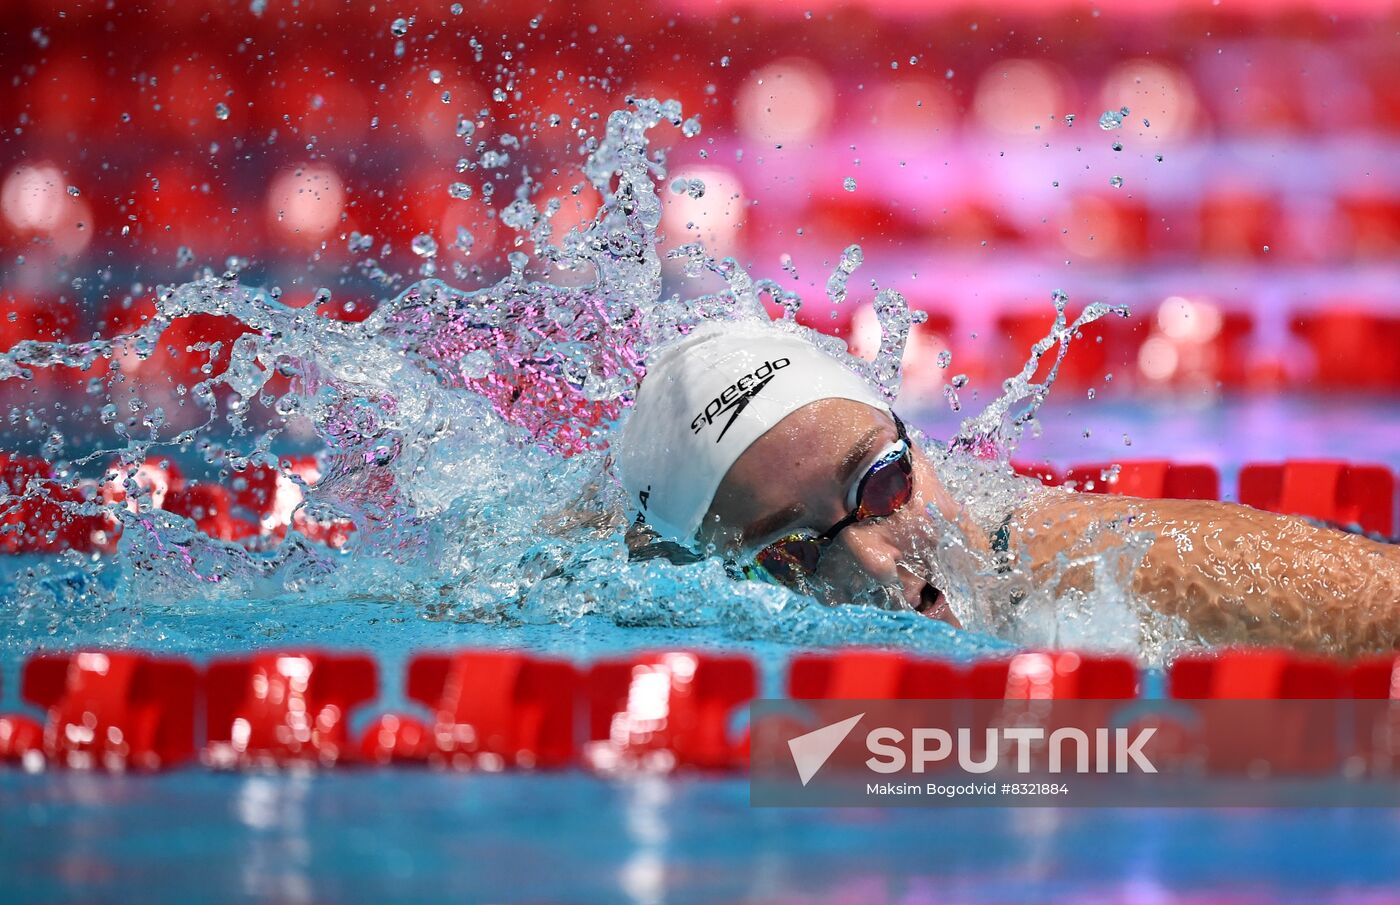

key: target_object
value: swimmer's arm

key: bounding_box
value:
[1010,493,1400,655]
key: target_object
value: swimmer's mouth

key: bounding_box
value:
[916,583,948,620]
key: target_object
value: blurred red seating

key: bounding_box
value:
[0,454,110,554]
[929,199,1028,250]
[163,483,260,542]
[585,652,755,771]
[968,652,1139,699]
[1290,310,1400,391]
[260,57,371,143]
[1237,460,1395,535]
[101,455,185,511]
[788,650,964,699]
[808,195,926,248]
[102,296,252,389]
[128,163,244,253]
[1169,650,1346,698]
[229,463,280,521]
[1059,194,1152,262]
[1336,196,1400,260]
[205,650,377,768]
[1131,303,1257,390]
[384,650,580,769]
[0,293,79,350]
[1065,460,1220,500]
[1198,191,1281,259]
[22,651,199,770]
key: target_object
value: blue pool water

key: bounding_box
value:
[4,772,1400,904]
[3,397,1400,903]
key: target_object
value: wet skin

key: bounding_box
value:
[700,399,1400,655]
[701,398,979,626]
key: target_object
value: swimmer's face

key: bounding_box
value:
[700,398,964,626]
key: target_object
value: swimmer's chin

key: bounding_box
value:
[916,582,961,629]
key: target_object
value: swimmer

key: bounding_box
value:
[615,319,1400,656]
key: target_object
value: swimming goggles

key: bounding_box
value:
[750,413,914,587]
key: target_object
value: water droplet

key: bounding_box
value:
[390,17,411,37]
[681,117,701,138]
[1262,245,1270,253]
[937,349,952,369]
[1109,175,1124,188]
[450,3,463,13]
[720,55,731,67]
[410,234,438,257]
[1063,113,1076,126]
[1111,141,1123,151]
[429,70,443,85]
[249,0,266,15]
[66,185,80,197]
[1123,433,1133,446]
[448,182,473,200]
[945,68,955,79]
[1098,107,1127,130]
[843,176,857,192]
[214,102,230,121]
[825,244,863,306]
[1087,387,1096,399]
[1155,154,1164,162]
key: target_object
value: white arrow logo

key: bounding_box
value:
[788,713,864,786]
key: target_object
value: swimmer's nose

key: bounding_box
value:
[832,521,903,587]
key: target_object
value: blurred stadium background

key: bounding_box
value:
[1,0,1397,458]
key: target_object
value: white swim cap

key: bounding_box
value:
[616,319,890,543]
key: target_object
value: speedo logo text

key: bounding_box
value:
[690,358,791,442]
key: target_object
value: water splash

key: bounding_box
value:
[0,96,993,662]
[0,92,1183,664]
[953,289,1129,460]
